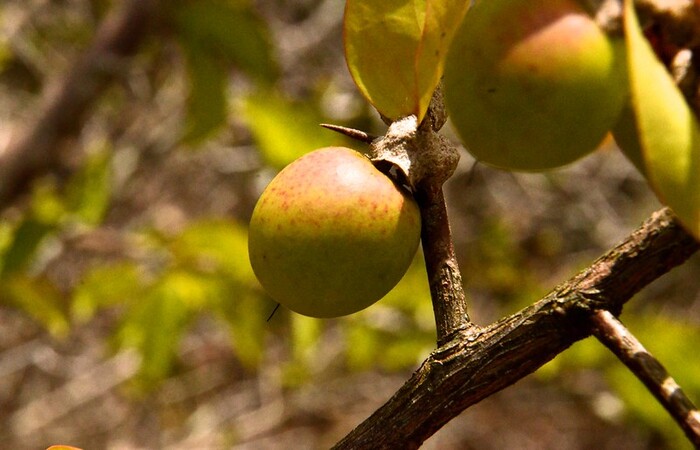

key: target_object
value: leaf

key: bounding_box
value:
[241,89,348,168]
[3,274,70,337]
[214,289,268,369]
[173,0,277,84]
[414,0,471,118]
[623,0,700,238]
[0,218,55,277]
[72,262,143,322]
[181,41,229,143]
[170,219,254,282]
[173,0,278,142]
[114,271,196,388]
[344,0,469,121]
[65,149,112,225]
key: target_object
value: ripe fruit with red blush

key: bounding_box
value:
[248,147,421,318]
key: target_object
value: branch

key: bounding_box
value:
[414,182,472,345]
[334,208,699,449]
[0,0,159,207]
[590,309,700,445]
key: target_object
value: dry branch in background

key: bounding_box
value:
[0,0,159,207]
[335,208,700,449]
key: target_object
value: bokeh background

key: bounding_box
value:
[1,1,700,448]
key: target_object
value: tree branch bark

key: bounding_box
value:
[415,183,472,346]
[0,0,159,207]
[590,309,700,446]
[334,208,699,449]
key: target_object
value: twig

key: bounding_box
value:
[590,309,700,445]
[0,0,159,207]
[415,183,472,345]
[333,208,699,449]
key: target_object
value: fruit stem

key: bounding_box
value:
[415,182,473,345]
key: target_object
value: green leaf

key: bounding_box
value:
[115,271,196,388]
[0,218,55,277]
[65,149,112,225]
[280,314,324,385]
[30,180,66,224]
[344,0,469,121]
[173,0,277,84]
[181,42,229,143]
[170,219,254,282]
[72,262,143,322]
[172,0,278,142]
[623,0,700,238]
[415,0,470,118]
[241,89,348,168]
[215,290,269,369]
[3,274,70,337]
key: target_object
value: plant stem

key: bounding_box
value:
[334,208,700,449]
[590,309,700,445]
[415,182,472,345]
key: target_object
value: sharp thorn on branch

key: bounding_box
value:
[320,123,378,144]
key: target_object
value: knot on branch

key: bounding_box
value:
[370,116,459,192]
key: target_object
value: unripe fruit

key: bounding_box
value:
[248,147,421,318]
[444,0,626,171]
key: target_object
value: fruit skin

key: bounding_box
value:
[248,147,421,318]
[444,0,627,171]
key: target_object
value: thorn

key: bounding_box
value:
[320,123,378,144]
[267,303,281,322]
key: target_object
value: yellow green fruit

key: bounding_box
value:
[248,147,421,318]
[444,0,627,171]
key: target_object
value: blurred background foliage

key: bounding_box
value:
[0,1,699,448]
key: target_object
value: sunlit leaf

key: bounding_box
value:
[0,218,55,277]
[181,41,228,143]
[115,271,195,388]
[623,0,700,238]
[216,289,269,368]
[291,314,323,363]
[72,262,143,322]
[3,274,70,337]
[170,219,254,282]
[30,180,66,224]
[241,89,347,168]
[65,149,112,225]
[346,322,380,371]
[344,0,426,120]
[415,0,470,118]
[344,0,468,121]
[282,316,326,384]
